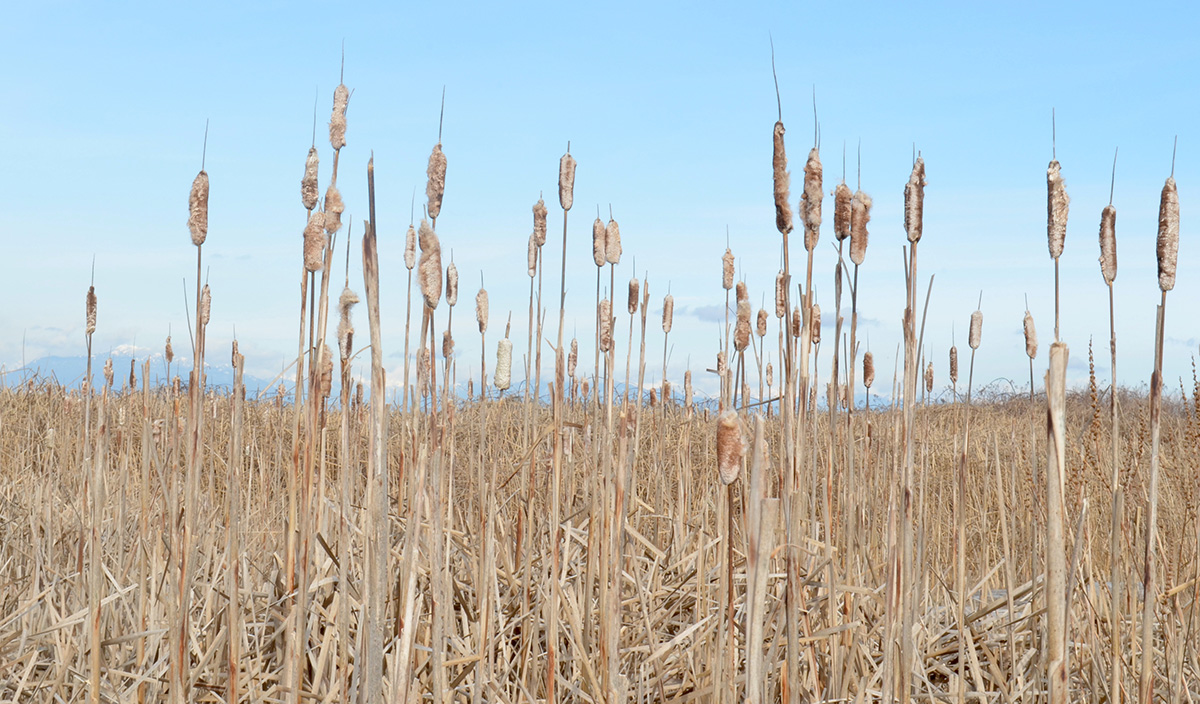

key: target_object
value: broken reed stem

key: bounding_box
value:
[1139,292,1167,704]
[1046,341,1069,704]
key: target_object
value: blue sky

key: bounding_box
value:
[1,2,1196,401]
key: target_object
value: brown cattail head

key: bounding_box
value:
[581,378,590,401]
[301,147,319,211]
[773,121,794,235]
[756,308,768,338]
[716,410,745,485]
[404,224,417,270]
[628,278,640,315]
[802,147,823,251]
[717,351,728,376]
[568,338,578,378]
[129,359,137,391]
[338,286,359,361]
[1024,311,1038,359]
[904,157,926,243]
[834,182,852,241]
[559,151,577,211]
[1047,160,1069,259]
[416,348,430,394]
[775,271,787,318]
[863,351,875,388]
[526,232,539,278]
[188,170,209,246]
[495,338,512,391]
[476,288,488,334]
[165,335,174,365]
[199,284,211,327]
[850,190,872,266]
[426,143,447,220]
[791,305,802,338]
[324,183,344,235]
[735,280,748,304]
[722,248,735,290]
[330,84,349,150]
[355,380,363,408]
[765,362,773,388]
[418,219,442,309]
[320,344,334,397]
[533,198,548,247]
[969,309,982,350]
[85,285,97,336]
[446,261,459,307]
[810,303,821,345]
[592,217,607,267]
[104,358,114,388]
[1099,204,1117,284]
[662,294,674,334]
[649,387,657,407]
[924,362,934,393]
[949,345,958,384]
[605,218,622,265]
[1158,176,1179,292]
[304,210,327,272]
[734,299,751,351]
[599,299,613,352]
[442,330,454,359]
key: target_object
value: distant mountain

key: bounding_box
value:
[6,351,281,397]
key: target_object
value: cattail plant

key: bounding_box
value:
[834,181,852,242]
[418,220,442,310]
[863,350,874,409]
[904,157,925,245]
[302,147,319,211]
[1099,151,1122,704]
[1047,145,1069,340]
[1024,309,1038,399]
[427,143,447,224]
[774,121,794,236]
[476,285,488,397]
[802,147,823,251]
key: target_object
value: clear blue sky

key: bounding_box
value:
[2,1,1196,400]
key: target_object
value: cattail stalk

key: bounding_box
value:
[1046,341,1070,704]
[1100,162,1122,703]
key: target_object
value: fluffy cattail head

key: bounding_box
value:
[188,170,209,246]
[418,219,442,309]
[559,151,576,211]
[304,210,327,272]
[756,308,768,338]
[446,262,458,307]
[850,190,872,266]
[802,148,823,251]
[716,410,744,485]
[628,278,640,315]
[810,303,822,345]
[969,310,982,350]
[199,285,211,327]
[834,182,852,241]
[85,285,97,336]
[717,351,728,376]
[404,225,417,270]
[773,121,794,235]
[734,299,752,351]
[568,338,578,378]
[476,288,488,334]
[949,345,958,384]
[320,344,334,397]
[104,358,114,388]
[663,379,671,402]
[775,271,787,318]
[165,335,173,364]
[442,330,454,359]
[330,84,349,150]
[426,143,447,220]
[1099,204,1117,284]
[495,338,513,391]
[1023,311,1038,359]
[735,280,747,304]
[863,351,875,388]
[605,218,621,265]
[599,299,613,352]
[592,217,607,267]
[338,286,359,361]
[527,233,539,278]
[324,184,344,235]
[924,362,934,393]
[722,248,735,290]
[1158,176,1179,292]
[533,198,548,247]
[301,147,319,211]
[791,305,802,338]
[765,362,773,388]
[1047,160,1069,259]
[662,294,674,334]
[904,158,926,244]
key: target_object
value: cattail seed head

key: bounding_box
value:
[338,286,359,361]
[773,121,794,235]
[766,362,773,388]
[649,387,657,407]
[1047,160,1069,259]
[735,280,747,304]
[949,345,958,384]
[165,335,173,364]
[663,379,671,402]
[418,219,442,309]
[717,351,728,376]
[925,362,934,393]
[802,148,823,251]
[304,210,327,272]
[734,299,751,351]
[599,299,613,352]
[1158,176,1179,292]
[756,308,768,338]
[442,330,454,359]
[684,370,693,412]
[810,303,821,345]
[321,344,334,397]
[791,305,802,338]
[628,278,640,315]
[475,288,488,334]
[722,248,735,290]
[605,218,621,265]
[834,182,853,241]
[426,143,447,220]
[188,170,209,246]
[904,158,926,244]
[199,285,211,327]
[404,225,417,270]
[446,262,458,307]
[662,294,674,334]
[969,310,982,350]
[592,218,606,267]
[324,183,344,235]
[495,338,513,391]
[533,198,548,247]
[85,285,97,335]
[863,351,875,389]
[355,381,364,409]
[1099,204,1117,284]
[104,358,114,388]
[301,147,319,211]
[850,190,872,266]
[716,410,744,485]
[559,151,577,211]
[1024,311,1038,359]
[775,271,787,318]
[527,232,539,278]
[568,338,578,378]
[330,84,349,150]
